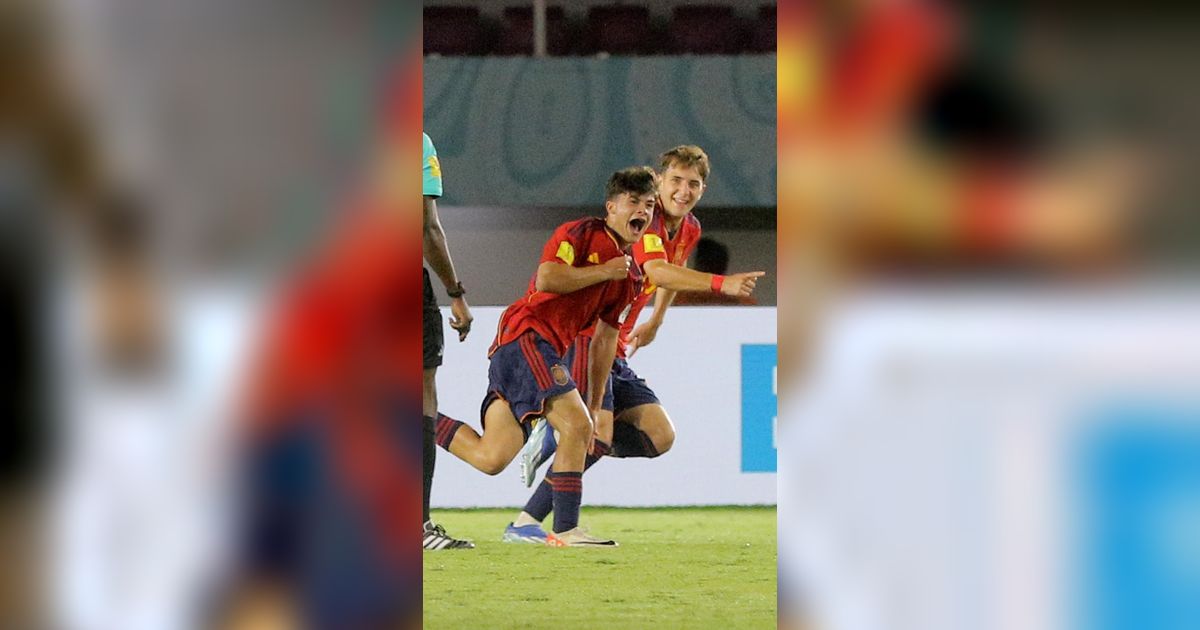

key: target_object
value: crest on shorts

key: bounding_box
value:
[551,364,570,386]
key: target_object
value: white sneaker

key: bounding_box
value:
[545,526,618,547]
[519,418,550,487]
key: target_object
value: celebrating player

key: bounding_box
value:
[505,145,763,543]
[433,166,660,547]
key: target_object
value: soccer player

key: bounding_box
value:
[505,145,760,542]
[433,166,661,546]
[228,158,427,627]
[422,132,475,550]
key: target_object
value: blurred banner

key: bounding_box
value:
[779,286,1200,630]
[424,56,777,207]
[432,306,777,508]
[775,0,1200,628]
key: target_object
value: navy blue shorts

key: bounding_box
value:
[565,337,659,415]
[563,335,615,411]
[611,357,660,414]
[483,331,576,438]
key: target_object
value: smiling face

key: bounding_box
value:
[656,146,711,224]
[658,161,706,221]
[605,190,656,246]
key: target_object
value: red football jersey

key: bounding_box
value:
[245,202,420,433]
[579,202,702,357]
[491,217,644,356]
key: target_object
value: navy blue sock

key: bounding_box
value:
[434,413,465,451]
[611,423,660,458]
[548,471,583,533]
[523,440,608,522]
[523,479,555,522]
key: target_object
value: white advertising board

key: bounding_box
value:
[431,306,778,508]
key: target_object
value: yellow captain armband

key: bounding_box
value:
[427,155,442,178]
[556,241,576,265]
[642,233,665,254]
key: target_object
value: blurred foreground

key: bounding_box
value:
[777,2,1200,629]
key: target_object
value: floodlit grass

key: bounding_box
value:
[423,506,776,629]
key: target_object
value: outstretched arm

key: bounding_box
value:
[642,259,765,298]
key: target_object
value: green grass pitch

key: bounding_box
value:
[423,506,776,629]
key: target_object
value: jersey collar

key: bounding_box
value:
[602,222,632,252]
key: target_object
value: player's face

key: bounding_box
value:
[605,191,656,246]
[658,162,706,220]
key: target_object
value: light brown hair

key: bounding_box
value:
[658,145,711,182]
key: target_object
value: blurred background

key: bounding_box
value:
[10,0,1200,626]
[421,0,779,509]
[2,1,419,627]
[776,1,1200,630]
[423,0,778,307]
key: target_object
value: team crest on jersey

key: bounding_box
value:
[551,364,570,386]
[427,155,441,178]
[587,252,600,264]
[643,233,665,254]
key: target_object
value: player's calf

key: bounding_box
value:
[542,392,594,534]
[613,404,675,457]
[510,437,610,537]
[435,404,524,475]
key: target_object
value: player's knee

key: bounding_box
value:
[555,412,592,444]
[651,425,675,455]
[478,450,509,476]
[643,411,675,455]
[480,461,506,476]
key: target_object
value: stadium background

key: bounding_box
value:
[774,2,1200,630]
[422,0,779,511]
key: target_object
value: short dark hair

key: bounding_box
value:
[659,145,711,181]
[605,166,658,201]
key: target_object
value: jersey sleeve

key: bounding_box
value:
[539,222,585,266]
[422,133,443,198]
[632,232,668,267]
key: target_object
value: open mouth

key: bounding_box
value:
[630,218,647,232]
